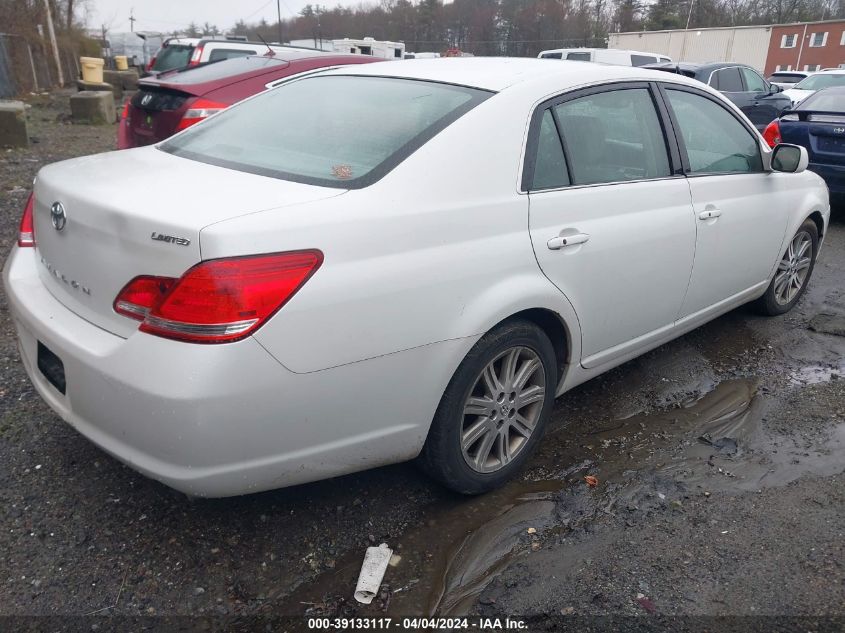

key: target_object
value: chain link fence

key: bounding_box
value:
[0,32,80,98]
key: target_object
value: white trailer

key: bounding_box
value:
[331,37,405,60]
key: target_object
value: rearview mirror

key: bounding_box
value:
[771,143,808,173]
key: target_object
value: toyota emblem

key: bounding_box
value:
[50,201,67,231]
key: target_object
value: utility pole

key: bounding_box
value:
[276,0,283,44]
[129,8,136,32]
[43,0,64,86]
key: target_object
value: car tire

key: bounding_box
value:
[755,219,819,316]
[419,319,558,494]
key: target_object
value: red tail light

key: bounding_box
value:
[114,251,323,343]
[114,276,176,320]
[120,99,131,121]
[18,192,35,247]
[188,45,204,67]
[176,98,228,131]
[762,119,781,148]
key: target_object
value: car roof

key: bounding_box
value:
[143,52,376,92]
[323,57,706,92]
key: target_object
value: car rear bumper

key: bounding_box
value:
[4,247,466,496]
[809,162,845,193]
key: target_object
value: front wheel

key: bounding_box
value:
[419,320,558,494]
[755,219,818,316]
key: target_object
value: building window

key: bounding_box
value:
[775,64,793,71]
[781,34,797,48]
[840,31,845,45]
[809,32,828,47]
[804,64,821,71]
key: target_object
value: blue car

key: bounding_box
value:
[763,86,845,194]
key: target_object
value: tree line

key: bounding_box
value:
[181,0,845,57]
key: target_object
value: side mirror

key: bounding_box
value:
[770,83,783,93]
[771,143,808,173]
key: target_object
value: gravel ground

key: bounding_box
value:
[1,91,844,624]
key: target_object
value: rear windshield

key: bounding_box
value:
[794,73,845,90]
[797,90,845,111]
[161,75,491,188]
[631,54,658,66]
[154,55,285,84]
[768,73,804,84]
[153,45,194,71]
[208,48,256,62]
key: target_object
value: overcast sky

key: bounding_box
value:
[84,0,314,33]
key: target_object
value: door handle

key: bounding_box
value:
[547,232,590,250]
[698,209,722,220]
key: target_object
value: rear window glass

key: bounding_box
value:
[768,73,804,84]
[208,48,255,62]
[798,91,845,111]
[152,45,194,71]
[631,54,657,66]
[151,55,285,84]
[161,75,491,189]
[794,73,845,90]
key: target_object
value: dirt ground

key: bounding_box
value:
[1,92,844,625]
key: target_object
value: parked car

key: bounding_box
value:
[4,59,828,497]
[644,62,792,130]
[767,70,809,89]
[118,51,381,149]
[108,31,164,74]
[146,37,314,76]
[781,70,845,107]
[538,48,672,66]
[763,86,845,194]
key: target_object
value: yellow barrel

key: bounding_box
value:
[80,56,104,83]
[114,55,129,71]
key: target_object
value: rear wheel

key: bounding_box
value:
[755,219,818,316]
[419,320,557,494]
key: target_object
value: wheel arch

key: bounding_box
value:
[807,209,825,239]
[488,307,574,391]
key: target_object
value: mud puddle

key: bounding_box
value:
[280,379,845,617]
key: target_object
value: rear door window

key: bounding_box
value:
[710,67,743,92]
[665,88,763,174]
[552,88,670,185]
[540,52,563,59]
[566,52,591,61]
[530,110,570,190]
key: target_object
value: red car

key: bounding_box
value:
[118,51,382,149]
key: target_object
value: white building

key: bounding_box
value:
[609,25,772,70]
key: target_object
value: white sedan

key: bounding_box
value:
[3,59,829,497]
[782,69,845,106]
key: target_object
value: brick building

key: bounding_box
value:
[610,20,845,75]
[767,21,845,74]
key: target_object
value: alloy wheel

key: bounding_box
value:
[460,346,546,474]
[774,230,813,306]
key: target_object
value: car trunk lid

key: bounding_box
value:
[33,147,343,338]
[780,111,845,166]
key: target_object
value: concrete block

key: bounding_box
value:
[70,91,116,125]
[118,69,140,90]
[76,78,123,100]
[0,100,28,148]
